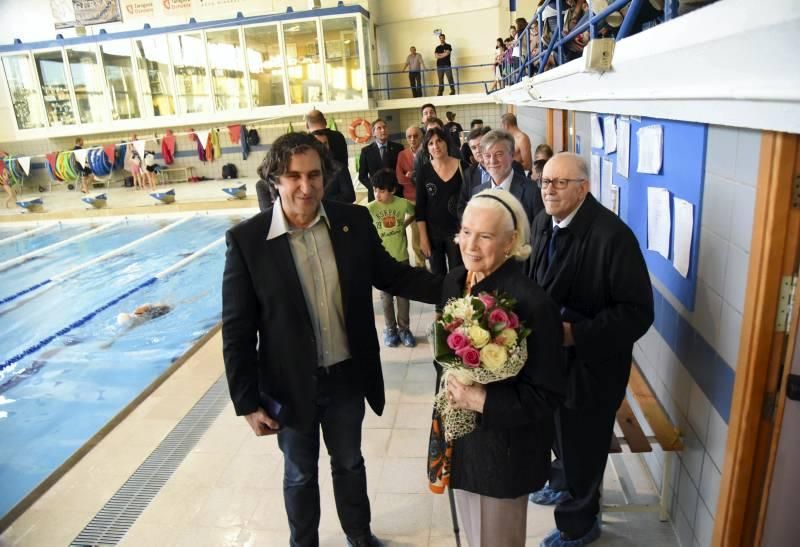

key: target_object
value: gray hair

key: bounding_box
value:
[548,152,590,180]
[460,189,532,260]
[480,129,515,156]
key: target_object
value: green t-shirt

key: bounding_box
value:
[367,197,415,262]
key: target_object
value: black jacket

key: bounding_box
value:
[325,160,356,204]
[358,140,404,201]
[528,193,654,409]
[222,201,442,431]
[465,170,542,225]
[323,128,349,166]
[442,260,565,498]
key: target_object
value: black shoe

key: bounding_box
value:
[346,533,384,547]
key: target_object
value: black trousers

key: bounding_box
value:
[276,362,371,547]
[428,230,461,276]
[409,71,422,97]
[437,67,455,95]
[550,404,618,537]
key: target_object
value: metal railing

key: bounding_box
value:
[370,63,497,100]
[495,0,680,90]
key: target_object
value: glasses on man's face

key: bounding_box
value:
[537,178,585,189]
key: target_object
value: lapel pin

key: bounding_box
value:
[343,225,349,232]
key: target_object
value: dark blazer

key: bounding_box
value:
[358,140,404,201]
[527,193,654,410]
[324,128,349,166]
[442,260,565,498]
[326,160,356,203]
[469,171,541,225]
[222,200,442,431]
[456,164,486,219]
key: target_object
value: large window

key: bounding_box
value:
[322,17,361,100]
[34,50,75,126]
[169,32,209,114]
[66,45,107,124]
[2,54,47,129]
[100,40,140,120]
[206,28,248,111]
[282,20,323,104]
[243,25,286,108]
[134,36,175,117]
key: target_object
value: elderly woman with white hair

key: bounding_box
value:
[440,189,566,546]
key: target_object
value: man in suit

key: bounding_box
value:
[311,129,356,203]
[527,153,654,547]
[456,125,491,219]
[358,118,404,201]
[306,108,348,166]
[460,129,541,225]
[222,133,441,547]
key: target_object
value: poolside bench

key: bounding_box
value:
[603,361,683,521]
[158,166,195,185]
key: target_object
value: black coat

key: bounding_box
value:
[325,160,356,204]
[468,171,542,226]
[442,260,566,498]
[358,140,404,201]
[527,193,654,410]
[222,201,442,431]
[323,128,349,166]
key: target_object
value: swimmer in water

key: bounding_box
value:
[116,303,172,327]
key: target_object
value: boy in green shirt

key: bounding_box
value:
[367,169,417,348]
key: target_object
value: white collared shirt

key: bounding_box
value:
[490,170,514,192]
[266,199,351,367]
[552,198,586,229]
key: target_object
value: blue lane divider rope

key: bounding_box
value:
[0,279,53,306]
[0,277,157,373]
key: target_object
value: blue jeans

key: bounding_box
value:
[277,364,370,547]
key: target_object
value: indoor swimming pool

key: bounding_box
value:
[0,212,250,520]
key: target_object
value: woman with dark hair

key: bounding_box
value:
[415,127,463,275]
[492,38,507,91]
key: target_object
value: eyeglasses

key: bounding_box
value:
[537,178,586,189]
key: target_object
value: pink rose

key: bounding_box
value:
[488,308,510,327]
[455,345,481,368]
[478,293,496,309]
[445,318,463,332]
[447,331,469,351]
[507,312,520,329]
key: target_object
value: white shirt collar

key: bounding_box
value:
[552,198,585,229]
[267,198,330,240]
[490,170,514,191]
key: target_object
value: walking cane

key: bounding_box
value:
[448,486,461,547]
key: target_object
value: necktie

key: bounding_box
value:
[548,225,561,266]
[379,144,386,161]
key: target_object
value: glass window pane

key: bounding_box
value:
[100,40,140,120]
[134,36,175,117]
[322,17,361,100]
[33,50,75,126]
[243,25,286,108]
[66,45,107,124]
[2,54,47,129]
[169,32,209,114]
[206,28,248,111]
[282,20,323,104]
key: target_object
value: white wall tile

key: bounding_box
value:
[729,182,756,254]
[679,415,705,485]
[693,498,714,547]
[700,173,734,239]
[699,452,722,515]
[706,125,738,180]
[670,362,693,420]
[718,302,743,370]
[688,384,712,445]
[734,129,761,187]
[677,461,699,527]
[705,407,728,470]
[723,243,749,314]
[698,228,728,293]
[690,280,723,348]
[674,501,696,547]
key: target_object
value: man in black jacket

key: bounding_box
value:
[527,153,654,547]
[311,129,356,203]
[357,118,404,201]
[306,108,348,166]
[223,133,441,547]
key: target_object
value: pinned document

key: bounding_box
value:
[590,155,601,197]
[591,114,603,149]
[672,198,694,277]
[637,125,663,174]
[647,187,671,259]
[601,158,614,211]
[603,116,617,154]
[616,119,630,178]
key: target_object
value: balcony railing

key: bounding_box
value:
[370,64,496,101]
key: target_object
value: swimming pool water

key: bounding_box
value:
[0,213,246,520]
[0,223,95,264]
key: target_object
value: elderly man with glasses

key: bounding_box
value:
[527,152,654,547]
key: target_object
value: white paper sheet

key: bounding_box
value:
[616,119,630,178]
[590,155,601,198]
[672,197,694,277]
[637,125,663,174]
[647,187,671,259]
[603,116,617,154]
[601,158,614,211]
[591,114,603,149]
[609,184,620,216]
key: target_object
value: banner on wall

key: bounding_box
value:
[51,0,123,28]
[120,0,264,24]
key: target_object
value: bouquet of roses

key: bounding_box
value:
[432,290,532,441]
